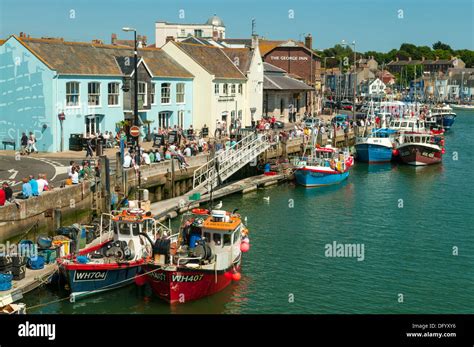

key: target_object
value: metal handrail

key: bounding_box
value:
[193,132,271,190]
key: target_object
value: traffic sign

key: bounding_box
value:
[130,126,140,137]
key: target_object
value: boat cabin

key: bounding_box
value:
[389,118,427,132]
[179,210,243,270]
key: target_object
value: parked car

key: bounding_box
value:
[340,101,353,110]
[274,121,285,129]
[304,118,322,128]
[331,114,349,127]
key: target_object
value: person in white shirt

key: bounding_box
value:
[37,174,48,193]
[142,152,151,165]
[69,167,79,184]
[123,152,134,168]
[183,146,192,157]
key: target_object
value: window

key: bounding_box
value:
[131,223,140,236]
[223,83,228,94]
[178,110,184,128]
[233,231,240,244]
[231,84,236,94]
[108,82,119,106]
[215,83,219,94]
[88,82,100,106]
[66,82,80,106]
[150,83,156,104]
[213,233,222,246]
[238,83,242,94]
[223,234,231,246]
[118,223,130,235]
[176,83,185,103]
[158,112,170,128]
[180,29,185,37]
[194,29,203,37]
[161,83,171,104]
[138,82,147,106]
[204,232,211,242]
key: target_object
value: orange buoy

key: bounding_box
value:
[232,272,241,281]
[392,149,399,156]
[224,271,233,280]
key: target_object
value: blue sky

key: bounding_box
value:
[0,0,472,52]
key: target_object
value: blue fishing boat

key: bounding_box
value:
[294,146,354,187]
[430,105,456,130]
[57,208,170,301]
[355,128,397,163]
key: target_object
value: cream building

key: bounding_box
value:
[155,15,225,48]
[162,41,247,134]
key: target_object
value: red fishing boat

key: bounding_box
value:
[397,131,445,166]
[140,208,249,304]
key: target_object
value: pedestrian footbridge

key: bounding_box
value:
[192,132,272,192]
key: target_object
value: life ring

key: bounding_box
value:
[192,208,209,215]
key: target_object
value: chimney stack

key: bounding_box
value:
[111,33,117,45]
[304,34,313,50]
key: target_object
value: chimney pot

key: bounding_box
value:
[304,34,313,50]
[111,33,117,45]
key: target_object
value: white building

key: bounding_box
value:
[155,15,226,48]
[359,78,386,97]
[162,40,248,134]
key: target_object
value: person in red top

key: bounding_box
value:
[270,115,276,129]
[0,187,6,206]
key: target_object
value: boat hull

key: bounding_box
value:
[295,168,349,187]
[143,264,240,304]
[355,143,393,163]
[59,261,142,300]
[398,145,442,166]
[441,114,456,130]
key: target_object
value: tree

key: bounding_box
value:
[454,49,474,67]
[432,41,453,52]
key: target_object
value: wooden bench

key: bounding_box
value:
[2,139,16,150]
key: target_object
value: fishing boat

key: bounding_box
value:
[397,131,445,166]
[355,128,398,163]
[57,208,170,301]
[429,105,457,130]
[141,208,249,304]
[293,145,354,187]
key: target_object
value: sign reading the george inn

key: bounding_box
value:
[270,56,309,61]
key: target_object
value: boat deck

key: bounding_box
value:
[0,264,57,306]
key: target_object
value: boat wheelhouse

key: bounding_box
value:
[142,208,248,304]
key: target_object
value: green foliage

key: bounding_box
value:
[432,41,453,52]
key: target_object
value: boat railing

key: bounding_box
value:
[99,213,115,243]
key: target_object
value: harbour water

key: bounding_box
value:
[25,110,474,314]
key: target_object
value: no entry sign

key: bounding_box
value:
[130,126,140,137]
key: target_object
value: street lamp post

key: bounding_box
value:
[342,40,357,118]
[323,56,335,98]
[123,27,141,205]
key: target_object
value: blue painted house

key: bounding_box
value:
[0,35,193,152]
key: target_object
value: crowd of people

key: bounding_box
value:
[0,174,50,207]
[66,160,101,185]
